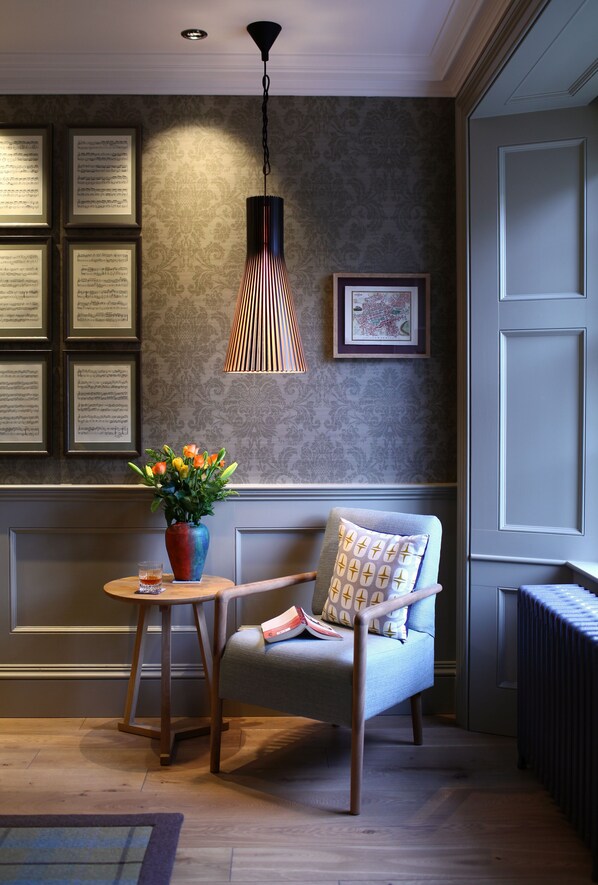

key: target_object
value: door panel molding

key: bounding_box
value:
[498,328,585,534]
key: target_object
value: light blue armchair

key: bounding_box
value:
[210,507,442,814]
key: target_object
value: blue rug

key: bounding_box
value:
[0,813,183,884]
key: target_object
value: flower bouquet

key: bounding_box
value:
[129,444,238,580]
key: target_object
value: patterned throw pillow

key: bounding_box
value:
[321,517,428,641]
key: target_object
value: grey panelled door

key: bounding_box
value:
[468,105,598,734]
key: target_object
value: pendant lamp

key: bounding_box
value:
[224,21,307,374]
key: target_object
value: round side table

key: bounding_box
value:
[104,573,233,765]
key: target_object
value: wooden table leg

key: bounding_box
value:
[118,598,227,759]
[159,604,175,765]
[118,605,161,741]
[121,605,148,727]
[193,602,213,693]
[191,602,228,737]
[157,602,229,745]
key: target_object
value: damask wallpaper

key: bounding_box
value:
[0,94,455,485]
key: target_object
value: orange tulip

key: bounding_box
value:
[183,444,198,458]
[208,453,218,465]
[152,461,167,475]
[193,453,206,469]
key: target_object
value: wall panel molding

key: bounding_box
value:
[0,483,457,502]
[497,586,518,689]
[498,329,585,534]
[498,138,586,300]
[0,663,200,679]
[0,483,456,716]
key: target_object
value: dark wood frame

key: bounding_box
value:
[65,237,140,341]
[0,125,52,228]
[333,272,431,358]
[0,350,51,454]
[64,350,140,455]
[0,236,52,341]
[66,126,141,228]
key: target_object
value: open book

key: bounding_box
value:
[261,605,342,643]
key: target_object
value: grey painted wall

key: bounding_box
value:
[0,95,456,485]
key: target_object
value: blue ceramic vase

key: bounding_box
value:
[165,522,210,582]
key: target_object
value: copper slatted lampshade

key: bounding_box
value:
[224,21,307,374]
[224,196,306,373]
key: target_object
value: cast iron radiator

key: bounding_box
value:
[517,584,598,881]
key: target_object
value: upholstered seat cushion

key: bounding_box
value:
[219,623,435,727]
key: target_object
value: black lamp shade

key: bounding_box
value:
[224,196,307,373]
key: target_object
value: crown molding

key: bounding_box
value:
[0,52,453,96]
[441,0,514,94]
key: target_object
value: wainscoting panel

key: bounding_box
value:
[10,527,167,631]
[0,484,456,717]
[499,328,585,534]
[499,139,586,300]
[234,527,321,627]
[469,557,572,736]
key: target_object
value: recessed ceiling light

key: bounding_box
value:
[181,28,208,41]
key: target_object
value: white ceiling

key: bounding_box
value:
[0,0,511,96]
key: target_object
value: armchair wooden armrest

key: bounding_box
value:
[213,570,317,661]
[354,582,442,630]
[350,581,442,810]
[352,582,442,701]
[210,569,317,774]
[353,580,442,668]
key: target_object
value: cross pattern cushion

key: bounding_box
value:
[321,517,429,641]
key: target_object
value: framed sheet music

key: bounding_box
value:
[0,351,51,454]
[65,238,140,341]
[65,351,140,455]
[0,125,52,228]
[0,237,52,340]
[66,126,140,228]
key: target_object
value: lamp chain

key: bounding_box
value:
[261,60,271,198]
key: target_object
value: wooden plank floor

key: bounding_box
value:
[0,714,592,883]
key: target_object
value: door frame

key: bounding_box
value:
[454,0,550,727]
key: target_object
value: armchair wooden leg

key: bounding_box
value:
[210,694,223,773]
[350,716,364,815]
[410,692,423,745]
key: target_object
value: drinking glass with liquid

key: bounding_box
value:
[137,561,164,594]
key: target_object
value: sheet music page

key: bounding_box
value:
[72,248,132,329]
[0,134,43,216]
[73,362,132,443]
[0,248,43,330]
[72,134,132,216]
[0,362,43,443]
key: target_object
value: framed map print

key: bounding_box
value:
[333,272,430,358]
